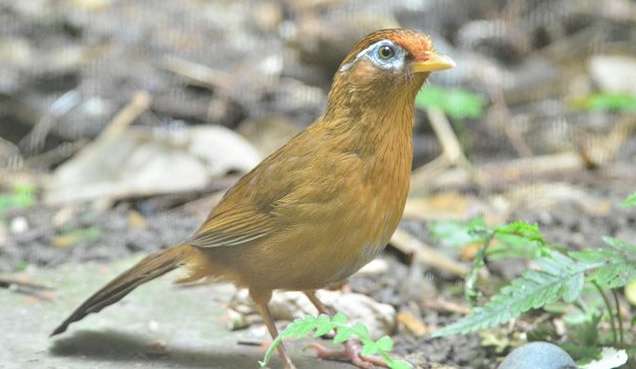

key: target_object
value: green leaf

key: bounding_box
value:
[488,233,546,260]
[569,240,636,290]
[621,192,636,208]
[578,93,636,112]
[376,336,394,352]
[563,272,585,303]
[282,316,318,338]
[433,251,595,337]
[602,236,636,254]
[429,217,487,248]
[494,221,544,244]
[361,341,379,356]
[333,328,353,344]
[313,315,333,337]
[332,312,348,325]
[389,359,412,369]
[566,311,602,347]
[416,86,486,120]
[0,183,36,215]
[262,313,407,369]
[351,322,370,339]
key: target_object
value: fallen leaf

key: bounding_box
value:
[581,347,628,369]
[397,311,428,336]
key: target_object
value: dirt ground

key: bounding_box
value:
[1,0,636,368]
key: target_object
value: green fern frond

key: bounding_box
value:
[572,237,636,289]
[433,251,598,337]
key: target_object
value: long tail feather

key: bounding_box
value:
[51,244,192,336]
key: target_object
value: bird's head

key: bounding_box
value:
[325,29,454,120]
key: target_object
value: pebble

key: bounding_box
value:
[498,342,577,369]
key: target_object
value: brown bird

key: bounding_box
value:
[51,28,454,368]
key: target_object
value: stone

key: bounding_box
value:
[0,257,353,369]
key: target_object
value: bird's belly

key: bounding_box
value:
[327,242,386,283]
[243,212,395,291]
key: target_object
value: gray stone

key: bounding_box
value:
[0,257,352,369]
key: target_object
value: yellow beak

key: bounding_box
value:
[411,53,455,73]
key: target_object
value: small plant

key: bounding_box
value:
[621,192,636,208]
[0,182,36,215]
[260,313,411,369]
[432,193,636,363]
[415,86,486,120]
[574,93,636,113]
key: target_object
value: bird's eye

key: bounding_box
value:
[378,45,395,60]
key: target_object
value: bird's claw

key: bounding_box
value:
[308,340,388,369]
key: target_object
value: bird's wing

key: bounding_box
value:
[188,125,356,249]
[188,130,313,249]
[189,204,277,248]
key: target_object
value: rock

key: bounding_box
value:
[228,289,396,339]
[238,115,301,156]
[580,347,628,369]
[0,257,353,369]
[498,342,577,369]
[45,124,261,205]
[290,12,400,80]
[457,19,526,65]
[589,55,636,94]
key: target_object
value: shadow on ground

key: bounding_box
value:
[50,330,268,368]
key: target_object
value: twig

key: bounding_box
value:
[612,290,624,346]
[594,282,618,346]
[420,298,470,315]
[24,139,88,169]
[575,115,636,168]
[102,91,152,138]
[19,90,82,154]
[390,228,469,277]
[487,84,533,157]
[0,136,24,170]
[411,151,586,191]
[0,276,55,301]
[159,55,233,92]
[422,108,483,189]
[426,108,469,167]
[0,276,53,290]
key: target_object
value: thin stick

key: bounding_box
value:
[0,277,55,301]
[426,108,469,166]
[612,290,624,346]
[0,277,53,290]
[159,55,233,92]
[102,91,152,138]
[390,228,469,277]
[593,282,617,346]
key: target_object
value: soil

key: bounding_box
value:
[3,171,634,369]
[1,1,635,368]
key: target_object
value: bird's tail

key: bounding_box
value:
[51,244,194,336]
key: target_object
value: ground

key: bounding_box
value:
[1,0,635,368]
[1,257,356,369]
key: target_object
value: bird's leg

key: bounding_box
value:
[251,290,297,369]
[304,290,387,369]
[304,290,334,315]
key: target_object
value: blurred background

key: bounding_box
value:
[1,1,635,368]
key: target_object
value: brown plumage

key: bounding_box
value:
[51,29,454,369]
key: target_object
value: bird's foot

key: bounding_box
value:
[308,340,388,369]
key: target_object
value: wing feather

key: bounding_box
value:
[189,206,277,248]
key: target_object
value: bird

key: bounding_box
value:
[50,28,454,369]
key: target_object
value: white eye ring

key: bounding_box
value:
[339,40,406,72]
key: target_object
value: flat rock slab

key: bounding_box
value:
[0,257,352,369]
